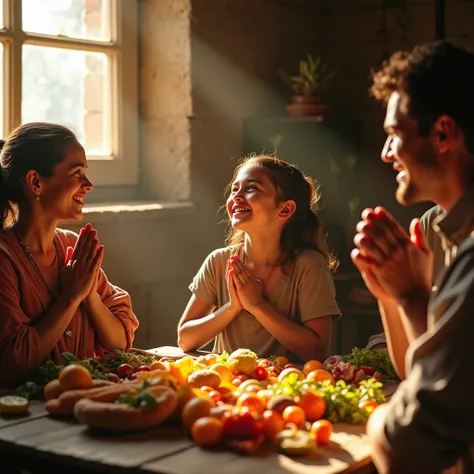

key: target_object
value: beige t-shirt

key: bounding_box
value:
[189,247,341,362]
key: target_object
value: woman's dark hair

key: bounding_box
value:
[0,122,81,228]
[224,154,337,271]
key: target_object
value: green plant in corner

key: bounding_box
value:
[279,54,335,97]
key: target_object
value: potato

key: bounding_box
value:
[187,369,221,389]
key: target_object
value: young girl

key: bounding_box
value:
[0,123,139,385]
[178,155,341,363]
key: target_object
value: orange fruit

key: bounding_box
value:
[303,360,325,376]
[306,369,335,385]
[311,419,333,445]
[191,416,224,446]
[58,364,92,392]
[296,390,326,421]
[209,363,233,383]
[274,356,289,367]
[282,405,306,426]
[262,409,285,441]
[182,397,215,429]
[209,404,233,421]
[43,379,62,400]
[176,385,199,409]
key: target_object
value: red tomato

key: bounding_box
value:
[254,366,268,381]
[311,419,333,445]
[360,366,375,376]
[136,365,151,372]
[208,390,223,403]
[222,410,263,441]
[116,363,134,378]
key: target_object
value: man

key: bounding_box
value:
[352,41,474,473]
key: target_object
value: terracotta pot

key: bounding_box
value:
[285,103,329,118]
[291,95,322,105]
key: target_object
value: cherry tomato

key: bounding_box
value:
[360,366,375,376]
[311,419,333,445]
[254,366,268,381]
[208,390,223,403]
[222,410,263,441]
[116,363,134,379]
[136,365,151,372]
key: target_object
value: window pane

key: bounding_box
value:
[22,45,110,155]
[22,0,111,41]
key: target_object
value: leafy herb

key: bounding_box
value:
[271,373,385,424]
[340,347,399,382]
[219,351,229,363]
[118,389,157,409]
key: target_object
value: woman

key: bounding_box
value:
[178,155,341,363]
[0,122,139,385]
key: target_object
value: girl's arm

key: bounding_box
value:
[177,295,239,352]
[250,301,333,361]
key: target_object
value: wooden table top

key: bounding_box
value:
[0,347,390,474]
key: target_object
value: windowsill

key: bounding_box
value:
[61,201,196,227]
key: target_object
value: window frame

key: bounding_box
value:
[0,0,139,186]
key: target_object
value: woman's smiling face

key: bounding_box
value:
[38,145,94,220]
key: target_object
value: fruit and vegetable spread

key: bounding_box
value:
[12,347,393,457]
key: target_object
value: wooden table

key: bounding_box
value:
[0,347,389,474]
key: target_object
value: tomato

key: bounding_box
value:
[262,409,285,441]
[136,365,151,372]
[358,400,378,412]
[274,356,289,367]
[303,360,324,376]
[296,390,326,421]
[254,366,268,381]
[191,416,224,446]
[232,378,243,387]
[311,419,333,445]
[257,358,271,368]
[222,410,263,441]
[282,405,306,426]
[116,363,134,379]
[360,366,375,376]
[236,393,265,414]
[208,390,223,403]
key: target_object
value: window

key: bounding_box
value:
[0,0,138,186]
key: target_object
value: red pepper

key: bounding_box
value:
[360,366,375,376]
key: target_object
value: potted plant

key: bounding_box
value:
[279,54,335,118]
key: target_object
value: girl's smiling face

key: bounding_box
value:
[226,164,282,232]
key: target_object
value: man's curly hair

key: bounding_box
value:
[370,41,474,153]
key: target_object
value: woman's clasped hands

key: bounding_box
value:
[227,255,264,313]
[61,223,104,303]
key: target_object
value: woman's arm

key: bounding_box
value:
[177,295,239,352]
[82,295,128,351]
[251,300,333,361]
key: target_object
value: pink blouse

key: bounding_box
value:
[0,228,139,384]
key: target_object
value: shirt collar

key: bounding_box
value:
[433,181,474,248]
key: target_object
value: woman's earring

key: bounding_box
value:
[36,193,41,201]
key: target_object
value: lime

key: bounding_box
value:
[0,395,30,414]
